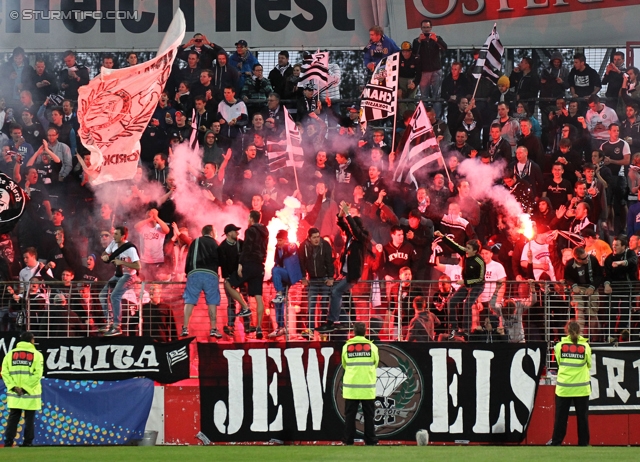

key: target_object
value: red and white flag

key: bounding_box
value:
[77,10,186,185]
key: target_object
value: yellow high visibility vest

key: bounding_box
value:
[554,335,592,398]
[1,341,44,411]
[341,336,379,400]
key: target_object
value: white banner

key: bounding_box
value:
[76,10,185,185]
[2,1,638,51]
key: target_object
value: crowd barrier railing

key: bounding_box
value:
[2,279,637,370]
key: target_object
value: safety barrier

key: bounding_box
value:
[2,279,637,368]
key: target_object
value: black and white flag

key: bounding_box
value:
[298,51,329,92]
[393,101,444,188]
[471,23,504,85]
[266,107,304,172]
[360,53,399,122]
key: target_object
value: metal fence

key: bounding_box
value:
[2,279,638,370]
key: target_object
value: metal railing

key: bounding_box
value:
[2,279,637,368]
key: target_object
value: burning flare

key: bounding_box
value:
[519,213,535,240]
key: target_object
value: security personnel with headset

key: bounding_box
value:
[2,332,44,448]
[548,321,592,446]
[341,321,379,446]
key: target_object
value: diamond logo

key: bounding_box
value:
[333,344,424,437]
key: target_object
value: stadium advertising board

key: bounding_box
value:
[0,377,154,445]
[0,0,637,51]
[198,342,547,443]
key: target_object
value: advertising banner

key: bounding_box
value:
[0,377,153,445]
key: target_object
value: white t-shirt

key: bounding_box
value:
[586,106,619,140]
[138,222,167,264]
[480,260,507,303]
[105,240,140,275]
[521,240,555,281]
[442,264,463,291]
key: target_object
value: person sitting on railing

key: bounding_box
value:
[564,246,603,342]
[317,202,371,334]
[434,230,485,340]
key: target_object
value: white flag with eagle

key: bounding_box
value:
[77,10,186,185]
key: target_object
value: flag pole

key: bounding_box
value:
[471,75,481,102]
[292,160,301,193]
[441,153,453,186]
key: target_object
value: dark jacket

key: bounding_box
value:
[217,239,243,278]
[299,239,334,279]
[440,234,486,286]
[178,43,225,70]
[212,63,240,101]
[412,35,447,72]
[239,223,269,265]
[58,64,90,100]
[268,65,293,97]
[185,235,219,276]
[603,249,638,285]
[337,215,371,283]
[564,255,603,291]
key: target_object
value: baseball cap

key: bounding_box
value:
[348,104,359,113]
[235,40,248,47]
[224,224,241,234]
[53,208,64,215]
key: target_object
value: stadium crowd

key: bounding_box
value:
[1,22,640,342]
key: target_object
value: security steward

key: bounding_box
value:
[548,321,592,446]
[342,321,379,445]
[2,332,44,448]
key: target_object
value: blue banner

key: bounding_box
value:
[1,378,153,445]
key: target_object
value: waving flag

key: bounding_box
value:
[471,24,504,85]
[77,10,186,185]
[361,53,399,122]
[393,101,444,188]
[298,51,329,92]
[266,107,304,171]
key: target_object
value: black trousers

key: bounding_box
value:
[550,394,590,446]
[4,408,36,446]
[343,399,377,445]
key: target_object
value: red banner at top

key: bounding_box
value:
[405,0,638,29]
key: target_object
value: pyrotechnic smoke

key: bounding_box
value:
[457,158,524,222]
[168,143,249,238]
[265,196,301,279]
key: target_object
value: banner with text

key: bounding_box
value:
[589,344,640,413]
[1,334,192,383]
[1,1,638,51]
[198,342,546,443]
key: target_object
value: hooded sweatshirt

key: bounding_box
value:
[239,223,269,265]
